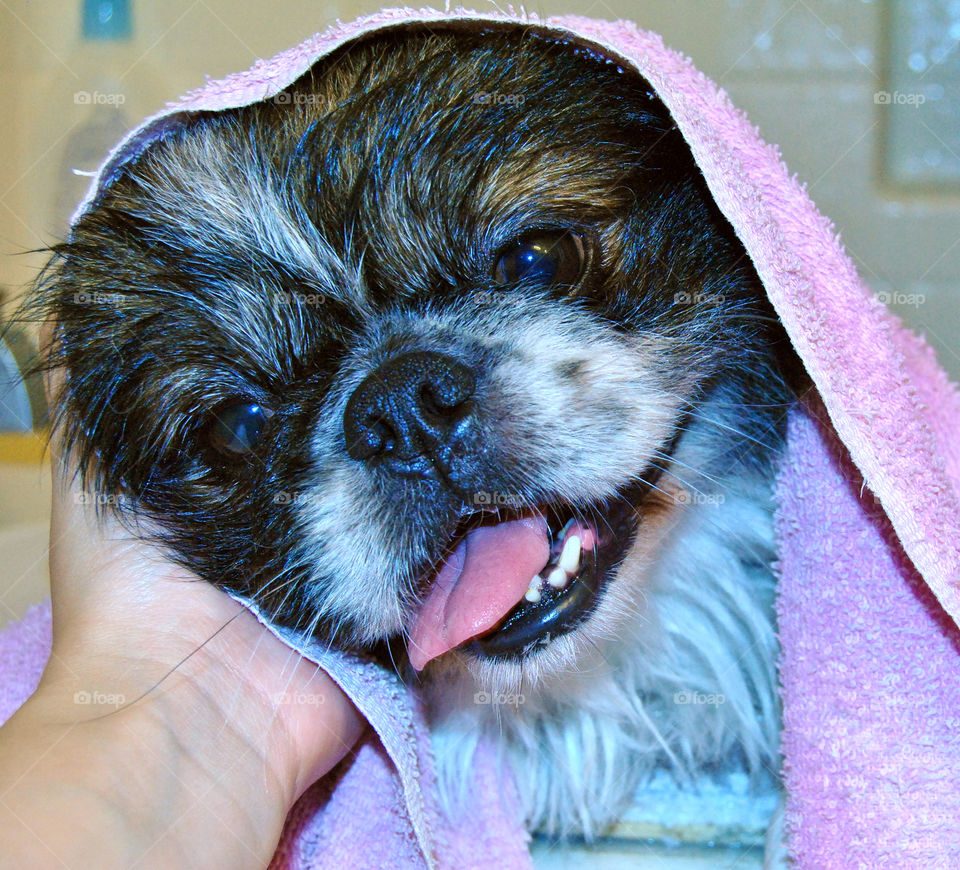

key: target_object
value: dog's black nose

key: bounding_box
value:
[343,351,477,474]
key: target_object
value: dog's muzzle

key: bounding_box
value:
[342,349,654,667]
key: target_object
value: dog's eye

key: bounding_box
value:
[207,402,272,456]
[492,231,586,288]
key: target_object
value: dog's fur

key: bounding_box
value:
[25,24,800,846]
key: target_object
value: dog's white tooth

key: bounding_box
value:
[558,534,581,575]
[524,573,543,600]
[547,567,569,589]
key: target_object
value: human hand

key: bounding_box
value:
[0,368,365,870]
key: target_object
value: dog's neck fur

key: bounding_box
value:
[425,415,782,837]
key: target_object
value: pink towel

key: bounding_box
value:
[3,7,959,867]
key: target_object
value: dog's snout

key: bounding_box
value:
[343,351,477,471]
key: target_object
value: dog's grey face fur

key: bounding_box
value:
[31,24,798,838]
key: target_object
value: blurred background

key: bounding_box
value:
[2,0,959,382]
[0,2,957,865]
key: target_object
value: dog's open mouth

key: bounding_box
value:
[407,477,658,669]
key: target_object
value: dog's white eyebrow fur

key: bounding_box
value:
[134,123,363,301]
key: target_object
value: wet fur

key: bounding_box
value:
[23,24,798,852]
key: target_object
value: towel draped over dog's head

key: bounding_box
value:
[60,7,960,868]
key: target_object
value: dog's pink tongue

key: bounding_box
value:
[408,515,550,671]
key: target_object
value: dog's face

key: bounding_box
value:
[35,26,792,689]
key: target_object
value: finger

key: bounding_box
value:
[292,669,366,796]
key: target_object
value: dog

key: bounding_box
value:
[28,23,801,852]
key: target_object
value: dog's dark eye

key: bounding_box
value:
[492,231,586,288]
[207,402,271,456]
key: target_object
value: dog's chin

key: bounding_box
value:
[411,469,689,691]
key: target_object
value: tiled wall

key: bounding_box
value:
[2,0,958,379]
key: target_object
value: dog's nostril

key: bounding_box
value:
[343,351,477,466]
[356,415,396,455]
[419,380,471,418]
[419,385,444,418]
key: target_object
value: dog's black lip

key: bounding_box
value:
[465,467,665,661]
[466,532,605,658]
